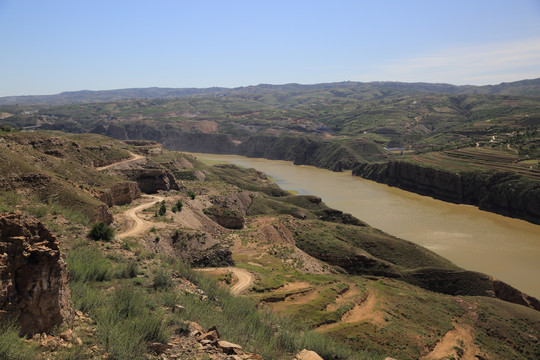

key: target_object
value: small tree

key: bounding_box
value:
[158,203,166,216]
[188,191,196,200]
[88,222,114,241]
[171,200,183,213]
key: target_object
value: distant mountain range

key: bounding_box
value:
[2,78,540,106]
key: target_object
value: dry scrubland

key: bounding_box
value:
[0,130,539,360]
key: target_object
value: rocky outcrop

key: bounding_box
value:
[493,279,540,311]
[189,246,235,268]
[353,161,540,224]
[93,204,114,225]
[210,191,253,216]
[99,181,141,206]
[0,214,73,335]
[133,169,179,194]
[203,206,245,229]
[258,223,295,244]
[295,349,324,360]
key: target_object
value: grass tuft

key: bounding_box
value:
[0,321,37,360]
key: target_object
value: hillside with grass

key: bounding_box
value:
[1,79,539,222]
[1,130,539,360]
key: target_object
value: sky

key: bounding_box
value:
[1,0,540,96]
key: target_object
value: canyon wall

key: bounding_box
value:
[164,133,385,171]
[352,161,540,224]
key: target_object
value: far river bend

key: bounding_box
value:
[190,153,540,298]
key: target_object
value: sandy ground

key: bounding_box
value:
[316,289,384,332]
[197,268,255,295]
[117,195,164,239]
[421,322,480,360]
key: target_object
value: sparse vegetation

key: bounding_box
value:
[1,128,538,360]
[152,267,173,290]
[158,203,166,216]
[171,199,183,213]
[88,222,114,241]
[67,246,112,282]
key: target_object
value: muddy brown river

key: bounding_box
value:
[191,153,540,298]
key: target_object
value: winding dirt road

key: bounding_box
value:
[197,267,254,295]
[117,195,164,239]
[96,152,145,171]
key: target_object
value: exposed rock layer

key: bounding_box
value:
[162,133,385,171]
[133,169,179,194]
[352,161,540,224]
[99,181,141,206]
[0,214,73,335]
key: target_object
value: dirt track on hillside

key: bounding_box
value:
[96,152,145,171]
[197,267,254,295]
[117,195,164,239]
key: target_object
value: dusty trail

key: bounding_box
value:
[197,268,254,295]
[96,151,145,171]
[117,195,164,239]
[421,322,480,360]
[316,289,383,332]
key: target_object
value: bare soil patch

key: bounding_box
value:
[421,322,480,360]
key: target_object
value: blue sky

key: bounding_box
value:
[1,0,540,96]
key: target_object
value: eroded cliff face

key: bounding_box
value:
[353,161,540,224]
[163,132,386,172]
[134,169,179,194]
[0,214,73,335]
[93,205,114,225]
[99,181,141,206]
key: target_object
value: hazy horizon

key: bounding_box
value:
[1,0,539,97]
[2,77,540,98]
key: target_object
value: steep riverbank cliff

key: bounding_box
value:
[162,133,386,171]
[352,161,540,224]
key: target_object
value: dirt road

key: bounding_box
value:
[117,195,164,239]
[197,267,254,295]
[96,152,145,171]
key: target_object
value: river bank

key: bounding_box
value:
[190,152,540,299]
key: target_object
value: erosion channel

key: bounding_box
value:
[190,153,540,299]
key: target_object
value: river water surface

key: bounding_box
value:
[191,153,540,298]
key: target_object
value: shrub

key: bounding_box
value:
[114,262,139,279]
[171,200,183,213]
[158,204,166,216]
[152,268,173,290]
[88,222,114,241]
[188,191,196,200]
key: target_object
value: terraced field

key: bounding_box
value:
[410,147,540,180]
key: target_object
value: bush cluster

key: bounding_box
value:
[88,222,114,241]
[171,200,183,213]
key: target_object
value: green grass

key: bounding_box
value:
[172,261,376,360]
[95,286,168,360]
[0,191,21,213]
[67,245,112,282]
[67,246,168,360]
[152,267,173,290]
[0,322,37,360]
